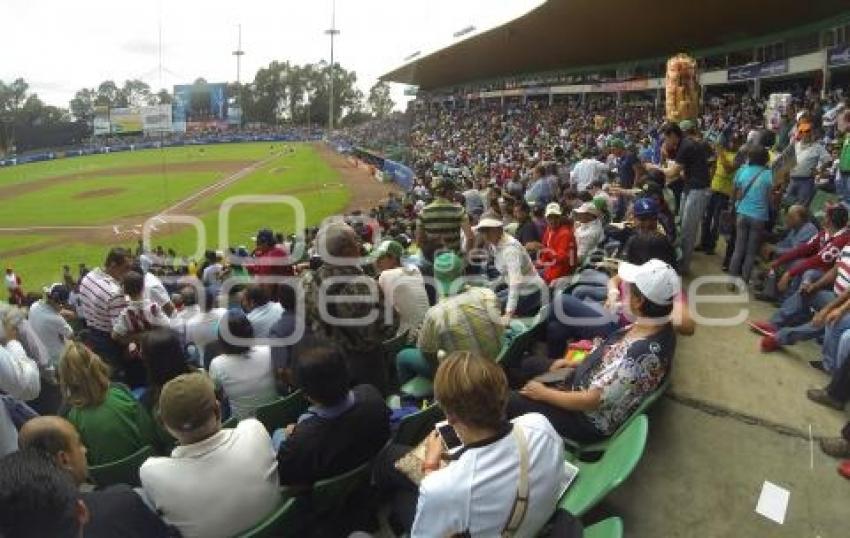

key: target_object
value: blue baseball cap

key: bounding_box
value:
[634,197,659,218]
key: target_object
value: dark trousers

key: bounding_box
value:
[546,294,618,359]
[85,329,146,387]
[373,444,420,535]
[700,191,730,252]
[506,392,605,444]
[827,351,850,404]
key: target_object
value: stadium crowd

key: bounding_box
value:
[1,82,850,537]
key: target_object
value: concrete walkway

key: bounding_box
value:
[603,249,849,536]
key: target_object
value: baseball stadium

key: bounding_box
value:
[1,0,850,537]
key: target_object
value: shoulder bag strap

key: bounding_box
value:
[502,425,531,537]
[737,168,766,202]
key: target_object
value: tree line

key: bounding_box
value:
[0,59,394,154]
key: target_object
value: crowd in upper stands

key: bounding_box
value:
[1,81,850,537]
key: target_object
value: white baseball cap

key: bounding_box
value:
[545,202,563,217]
[617,259,680,306]
[474,215,505,230]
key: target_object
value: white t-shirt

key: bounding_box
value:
[570,158,609,191]
[209,346,278,419]
[27,300,73,367]
[4,273,19,291]
[202,263,223,286]
[378,265,430,341]
[411,413,569,538]
[184,308,227,359]
[112,299,171,337]
[144,272,172,311]
[140,419,280,538]
[246,301,284,340]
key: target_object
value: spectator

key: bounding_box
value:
[395,252,504,384]
[514,200,543,254]
[142,268,175,317]
[699,132,741,254]
[140,372,279,538]
[475,212,546,319]
[647,122,712,274]
[241,284,284,339]
[302,222,399,393]
[374,239,430,342]
[138,328,195,414]
[0,318,41,456]
[208,310,278,420]
[79,247,132,373]
[378,352,569,536]
[573,202,604,263]
[761,205,818,260]
[728,145,774,285]
[27,283,73,369]
[277,336,390,485]
[183,289,227,366]
[416,177,474,263]
[509,259,678,442]
[786,121,831,207]
[611,138,640,190]
[537,202,577,284]
[111,270,171,342]
[18,416,171,538]
[768,204,850,299]
[4,267,24,306]
[0,449,89,537]
[570,149,609,192]
[57,341,158,465]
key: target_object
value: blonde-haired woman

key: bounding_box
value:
[59,340,158,465]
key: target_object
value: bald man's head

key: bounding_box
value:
[786,205,808,228]
[19,416,88,486]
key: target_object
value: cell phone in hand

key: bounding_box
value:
[435,420,463,455]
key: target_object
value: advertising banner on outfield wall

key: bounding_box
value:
[141,105,172,134]
[93,106,143,135]
[728,59,789,81]
[828,46,850,68]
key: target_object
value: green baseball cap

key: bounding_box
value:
[608,138,625,149]
[373,240,404,261]
[678,119,696,132]
[433,252,465,297]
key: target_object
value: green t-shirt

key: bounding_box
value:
[840,134,850,173]
[65,384,158,465]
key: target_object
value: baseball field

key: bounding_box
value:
[0,142,394,290]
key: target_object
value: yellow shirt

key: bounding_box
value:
[710,148,736,196]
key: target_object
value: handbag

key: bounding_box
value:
[719,169,766,235]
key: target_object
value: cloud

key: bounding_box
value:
[122,38,161,55]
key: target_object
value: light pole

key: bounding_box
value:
[324,0,340,134]
[232,24,245,85]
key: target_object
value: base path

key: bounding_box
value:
[0,142,401,255]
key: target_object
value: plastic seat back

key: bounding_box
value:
[255,390,309,434]
[88,445,153,488]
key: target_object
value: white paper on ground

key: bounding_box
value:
[755,481,790,524]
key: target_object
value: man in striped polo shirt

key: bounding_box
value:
[79,247,132,377]
[415,177,473,264]
[751,243,850,355]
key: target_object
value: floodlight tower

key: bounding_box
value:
[232,24,246,85]
[325,0,340,133]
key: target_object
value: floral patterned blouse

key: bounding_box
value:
[573,325,675,435]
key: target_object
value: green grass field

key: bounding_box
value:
[0,142,351,290]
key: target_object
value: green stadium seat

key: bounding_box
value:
[255,390,309,434]
[222,415,239,428]
[558,415,649,517]
[393,402,444,447]
[235,497,301,538]
[584,517,624,538]
[310,460,373,517]
[564,378,669,455]
[88,445,153,488]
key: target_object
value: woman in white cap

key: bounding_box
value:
[507,259,679,442]
[573,202,604,263]
[475,212,546,321]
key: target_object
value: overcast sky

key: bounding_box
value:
[2,0,543,111]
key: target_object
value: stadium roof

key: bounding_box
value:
[381,0,850,90]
